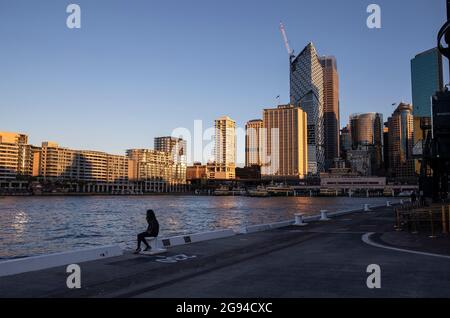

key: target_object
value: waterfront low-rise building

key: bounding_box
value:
[186,162,208,182]
[39,142,129,183]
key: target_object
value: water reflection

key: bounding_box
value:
[0,195,390,259]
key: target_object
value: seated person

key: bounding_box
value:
[134,209,160,254]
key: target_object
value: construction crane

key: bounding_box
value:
[279,21,295,61]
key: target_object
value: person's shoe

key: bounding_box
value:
[143,246,151,252]
[133,248,141,254]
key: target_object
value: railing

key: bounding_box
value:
[395,202,450,237]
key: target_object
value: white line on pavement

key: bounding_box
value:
[361,232,450,260]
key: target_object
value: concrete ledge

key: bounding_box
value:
[155,229,236,248]
[0,245,123,277]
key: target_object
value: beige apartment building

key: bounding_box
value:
[211,116,236,179]
[262,105,308,179]
[0,131,33,180]
[39,142,128,183]
[126,149,186,184]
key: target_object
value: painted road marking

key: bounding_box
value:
[362,232,450,260]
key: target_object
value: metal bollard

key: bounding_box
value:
[320,210,330,221]
[364,204,371,212]
[400,199,404,205]
[386,201,391,207]
[294,214,308,226]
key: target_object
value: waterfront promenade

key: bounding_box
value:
[1,205,450,298]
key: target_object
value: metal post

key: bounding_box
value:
[442,206,448,234]
[447,0,450,75]
[395,208,401,231]
[429,210,437,238]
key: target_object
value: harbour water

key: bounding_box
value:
[0,195,391,259]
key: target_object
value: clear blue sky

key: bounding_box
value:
[0,0,445,155]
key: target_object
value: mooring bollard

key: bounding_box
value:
[294,214,308,226]
[364,204,371,212]
[386,201,391,207]
[320,210,330,221]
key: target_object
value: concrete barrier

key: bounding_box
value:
[155,229,236,248]
[0,245,123,278]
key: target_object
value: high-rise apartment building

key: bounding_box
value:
[411,48,443,117]
[349,113,384,175]
[210,116,236,179]
[319,56,340,170]
[245,119,263,167]
[154,136,187,164]
[0,131,33,180]
[154,136,187,182]
[290,42,324,174]
[387,103,415,179]
[214,116,236,165]
[39,142,129,183]
[126,149,185,184]
[262,104,308,178]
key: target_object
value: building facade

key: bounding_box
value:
[211,116,236,179]
[290,42,324,174]
[186,162,208,181]
[262,104,308,179]
[340,125,352,159]
[245,119,263,167]
[349,113,384,175]
[411,48,443,117]
[319,56,340,170]
[126,148,185,184]
[39,142,129,183]
[154,136,187,181]
[387,103,416,179]
[154,136,187,163]
[0,132,33,180]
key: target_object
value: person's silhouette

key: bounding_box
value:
[134,209,160,254]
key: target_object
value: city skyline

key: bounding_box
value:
[0,0,445,156]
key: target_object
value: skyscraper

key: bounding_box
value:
[349,113,384,175]
[319,56,340,170]
[410,48,443,172]
[290,42,324,174]
[339,125,351,159]
[245,119,263,167]
[387,103,415,179]
[262,105,308,178]
[411,48,443,117]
